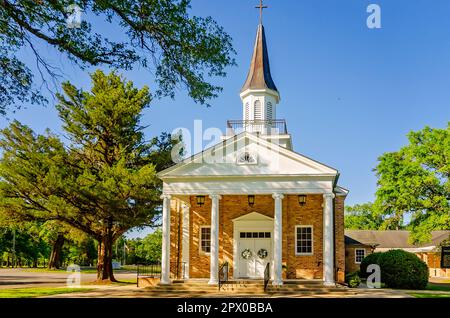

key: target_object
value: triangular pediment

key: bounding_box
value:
[233,212,273,222]
[158,132,337,179]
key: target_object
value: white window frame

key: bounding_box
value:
[199,225,211,255]
[295,225,314,256]
[355,248,366,264]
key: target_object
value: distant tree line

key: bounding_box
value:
[0,221,162,268]
[345,123,449,244]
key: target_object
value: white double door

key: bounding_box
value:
[238,234,272,279]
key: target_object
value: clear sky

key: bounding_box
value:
[1,0,450,238]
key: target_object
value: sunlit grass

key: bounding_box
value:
[409,293,450,298]
[0,287,94,298]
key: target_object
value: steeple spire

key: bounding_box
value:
[240,22,279,95]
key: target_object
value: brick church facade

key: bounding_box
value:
[157,18,348,286]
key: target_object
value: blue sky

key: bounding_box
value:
[1,0,450,238]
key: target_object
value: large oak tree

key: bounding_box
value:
[374,123,449,244]
[0,70,175,281]
[0,0,236,114]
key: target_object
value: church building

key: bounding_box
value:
[157,12,348,286]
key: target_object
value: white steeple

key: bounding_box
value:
[225,3,292,150]
[240,23,280,124]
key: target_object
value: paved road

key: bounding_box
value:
[0,268,136,289]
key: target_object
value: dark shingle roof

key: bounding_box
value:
[344,230,450,248]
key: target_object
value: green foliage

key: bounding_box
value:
[374,124,450,243]
[345,271,361,288]
[378,249,429,290]
[0,0,236,115]
[359,252,383,278]
[345,202,384,230]
[135,229,162,264]
[0,70,175,279]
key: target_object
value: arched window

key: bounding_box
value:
[245,102,249,120]
[254,100,262,120]
[267,102,273,120]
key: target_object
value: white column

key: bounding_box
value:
[181,202,190,280]
[323,193,335,286]
[160,194,172,285]
[272,193,284,286]
[208,194,221,285]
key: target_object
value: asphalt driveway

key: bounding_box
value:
[0,268,136,289]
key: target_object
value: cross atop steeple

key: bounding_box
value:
[255,0,268,25]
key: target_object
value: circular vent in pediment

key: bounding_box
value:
[237,152,257,165]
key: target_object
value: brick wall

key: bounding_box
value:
[335,195,346,283]
[345,246,372,274]
[170,194,346,282]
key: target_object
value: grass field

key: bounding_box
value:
[409,293,450,298]
[426,283,450,292]
[0,287,94,298]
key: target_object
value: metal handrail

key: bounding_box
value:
[136,261,186,287]
[264,262,270,292]
[226,119,288,135]
[218,261,229,291]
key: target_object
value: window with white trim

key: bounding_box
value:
[355,248,365,264]
[295,226,313,255]
[200,226,211,254]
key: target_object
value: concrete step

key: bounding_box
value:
[142,279,349,295]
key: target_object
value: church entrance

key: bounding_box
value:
[237,231,272,279]
[232,212,273,279]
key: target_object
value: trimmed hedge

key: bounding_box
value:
[360,252,383,278]
[378,249,428,290]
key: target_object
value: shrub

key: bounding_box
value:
[378,249,428,290]
[345,271,361,288]
[360,252,383,278]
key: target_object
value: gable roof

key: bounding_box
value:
[157,131,338,179]
[345,230,450,249]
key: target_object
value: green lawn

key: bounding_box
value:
[0,287,94,298]
[426,284,450,292]
[409,293,450,298]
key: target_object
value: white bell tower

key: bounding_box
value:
[225,2,292,150]
[240,23,280,124]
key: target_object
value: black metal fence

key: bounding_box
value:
[137,261,187,285]
[264,262,270,292]
[218,261,229,291]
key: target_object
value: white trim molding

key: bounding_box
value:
[355,248,366,264]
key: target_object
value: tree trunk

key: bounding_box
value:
[96,219,116,282]
[48,234,64,269]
